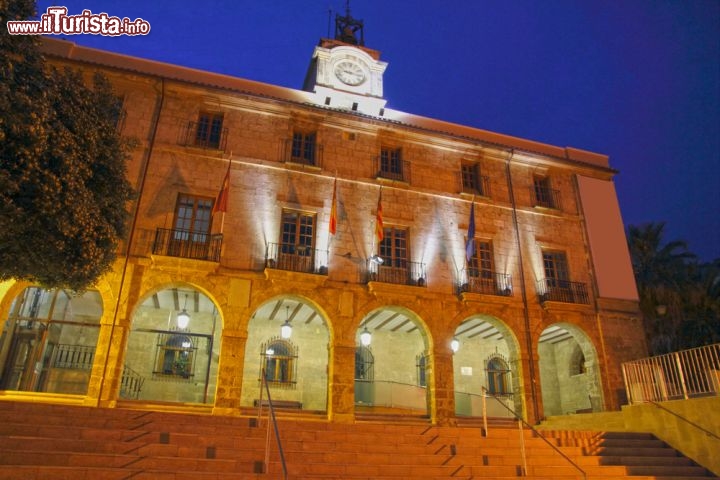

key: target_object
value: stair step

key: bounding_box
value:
[0,400,715,479]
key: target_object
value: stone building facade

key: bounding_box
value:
[0,22,645,425]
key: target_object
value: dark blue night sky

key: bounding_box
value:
[35,0,720,261]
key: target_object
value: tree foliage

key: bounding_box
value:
[628,222,720,355]
[0,0,134,291]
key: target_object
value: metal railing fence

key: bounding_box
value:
[366,260,427,287]
[480,387,587,479]
[622,343,720,404]
[265,243,329,275]
[152,228,223,262]
[459,271,513,296]
[536,278,589,304]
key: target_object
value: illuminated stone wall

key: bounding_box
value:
[0,40,647,424]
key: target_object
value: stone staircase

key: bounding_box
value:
[0,401,715,479]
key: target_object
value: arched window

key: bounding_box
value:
[155,334,195,379]
[486,356,511,395]
[261,338,298,388]
[355,346,374,381]
[570,345,586,376]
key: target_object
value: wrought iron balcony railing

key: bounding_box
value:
[531,186,561,210]
[282,138,324,168]
[265,242,329,275]
[52,344,95,370]
[374,156,411,183]
[152,228,223,262]
[182,120,228,151]
[366,260,427,287]
[459,271,513,296]
[536,278,589,304]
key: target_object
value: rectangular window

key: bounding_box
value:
[281,210,315,254]
[291,131,317,165]
[542,251,570,287]
[468,240,494,279]
[533,176,557,209]
[277,210,315,272]
[174,194,213,238]
[466,240,498,294]
[379,147,403,180]
[461,162,485,196]
[194,112,224,149]
[379,226,408,268]
[167,194,214,259]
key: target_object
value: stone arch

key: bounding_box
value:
[451,313,524,419]
[354,305,431,417]
[246,291,334,341]
[537,322,603,417]
[0,282,106,396]
[240,294,331,412]
[122,282,223,405]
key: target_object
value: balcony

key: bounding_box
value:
[182,120,228,151]
[265,242,328,275]
[531,185,561,210]
[459,271,513,296]
[283,138,323,168]
[152,228,223,262]
[536,278,589,304]
[366,260,426,287]
[374,156,411,183]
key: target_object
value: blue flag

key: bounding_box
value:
[465,201,475,262]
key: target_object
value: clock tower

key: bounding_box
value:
[303,7,388,116]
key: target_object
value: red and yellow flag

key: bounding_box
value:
[329,178,338,235]
[212,164,230,216]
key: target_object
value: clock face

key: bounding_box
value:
[334,60,366,86]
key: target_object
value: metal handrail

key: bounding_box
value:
[480,387,587,479]
[648,400,720,441]
[258,368,288,480]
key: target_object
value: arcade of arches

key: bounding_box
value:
[0,279,610,423]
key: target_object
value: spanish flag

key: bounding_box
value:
[212,163,230,216]
[329,178,338,235]
[375,189,384,242]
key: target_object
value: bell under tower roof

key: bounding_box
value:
[334,1,364,46]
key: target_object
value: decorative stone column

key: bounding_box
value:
[213,329,247,414]
[429,349,456,426]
